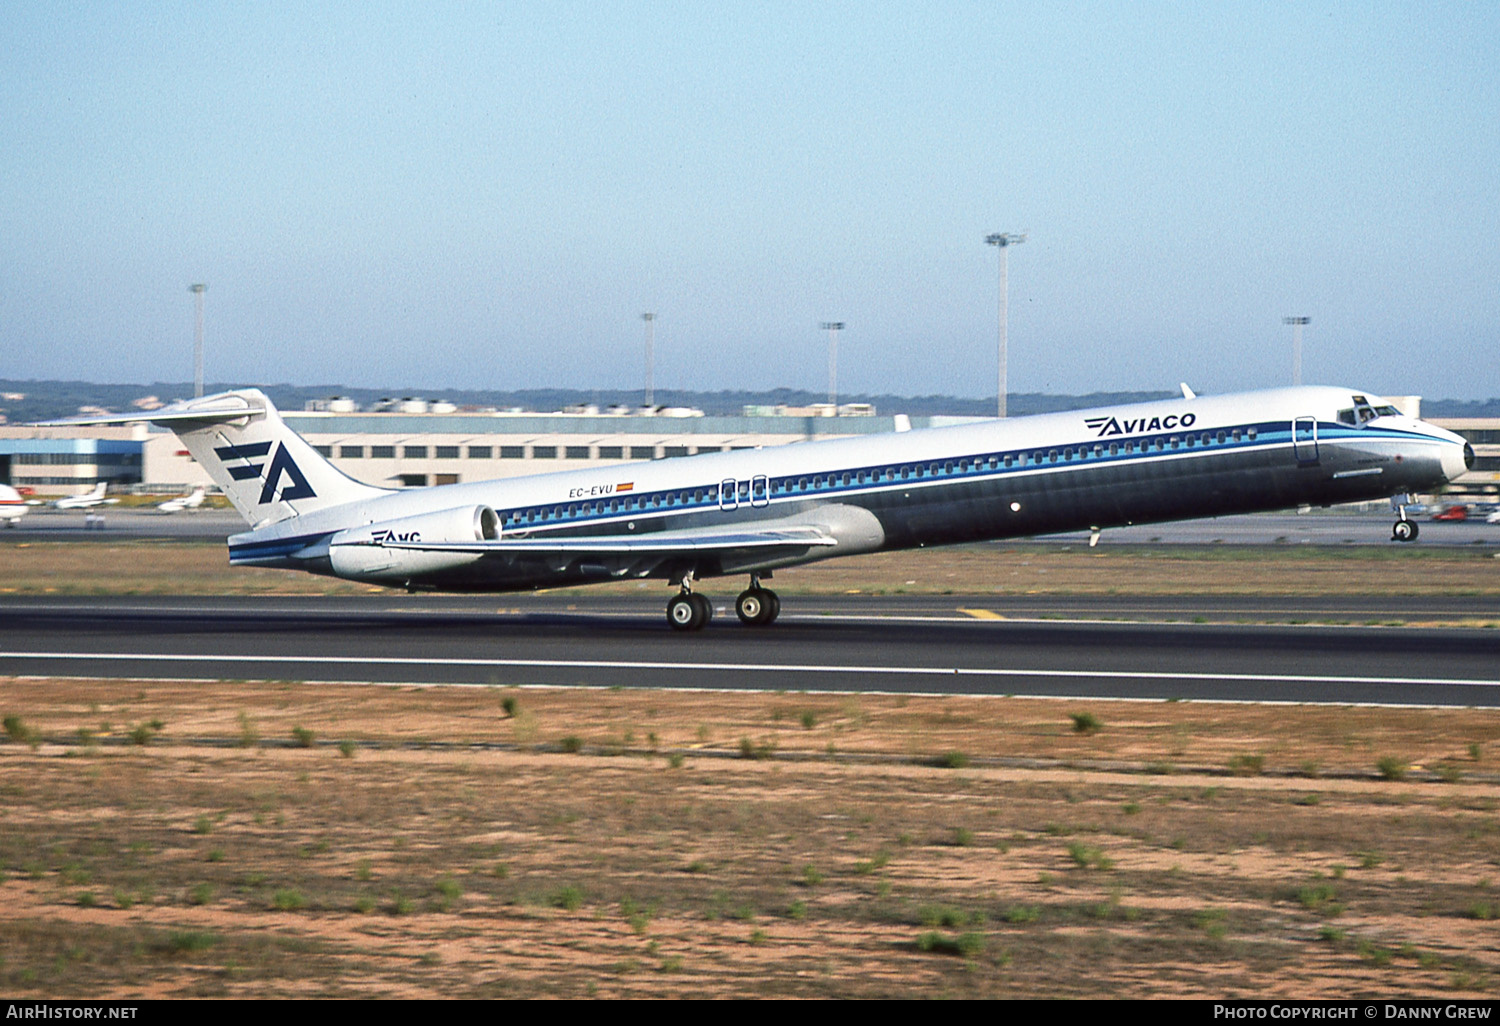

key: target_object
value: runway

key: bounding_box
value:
[4,595,1499,707]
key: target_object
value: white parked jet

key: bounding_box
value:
[42,385,1471,630]
[51,482,117,510]
[157,486,207,513]
[0,484,28,527]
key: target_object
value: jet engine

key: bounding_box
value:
[328,505,499,582]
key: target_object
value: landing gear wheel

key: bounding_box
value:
[668,593,708,631]
[1392,519,1418,543]
[735,588,781,625]
[736,588,769,625]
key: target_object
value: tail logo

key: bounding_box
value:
[214,441,317,504]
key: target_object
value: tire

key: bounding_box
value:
[735,588,767,625]
[1392,520,1418,543]
[764,590,780,623]
[668,594,700,631]
[689,593,712,627]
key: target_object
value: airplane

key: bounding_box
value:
[40,384,1472,630]
[51,482,118,510]
[0,484,27,527]
[157,486,207,513]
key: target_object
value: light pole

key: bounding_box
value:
[1283,316,1310,387]
[641,313,656,408]
[189,284,207,398]
[820,321,844,409]
[985,232,1025,417]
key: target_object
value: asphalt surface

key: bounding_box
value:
[4,594,1499,707]
[7,506,1500,547]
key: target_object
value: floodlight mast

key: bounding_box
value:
[820,321,844,408]
[189,284,207,398]
[985,232,1026,417]
[641,313,656,408]
[1283,316,1310,387]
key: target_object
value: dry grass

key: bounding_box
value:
[1,677,1497,998]
[4,538,1500,597]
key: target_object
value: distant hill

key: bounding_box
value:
[3,378,1497,423]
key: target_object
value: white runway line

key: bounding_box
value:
[2,650,1498,689]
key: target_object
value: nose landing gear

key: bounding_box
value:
[1391,494,1419,543]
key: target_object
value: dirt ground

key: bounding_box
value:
[1,679,1497,998]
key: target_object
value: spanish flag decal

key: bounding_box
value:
[616,482,634,492]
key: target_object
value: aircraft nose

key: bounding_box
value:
[1440,440,1474,484]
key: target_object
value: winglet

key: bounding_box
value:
[1179,382,1197,400]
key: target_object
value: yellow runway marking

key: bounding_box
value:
[957,608,1004,620]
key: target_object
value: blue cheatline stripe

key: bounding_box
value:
[228,531,334,562]
[491,419,1434,537]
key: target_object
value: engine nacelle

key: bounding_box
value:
[328,505,499,583]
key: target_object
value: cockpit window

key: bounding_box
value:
[1374,405,1399,417]
[1350,395,1378,424]
[1337,408,1356,426]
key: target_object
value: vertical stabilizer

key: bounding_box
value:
[40,390,392,526]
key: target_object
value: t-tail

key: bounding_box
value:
[37,390,390,526]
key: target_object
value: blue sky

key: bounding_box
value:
[2,1,1496,399]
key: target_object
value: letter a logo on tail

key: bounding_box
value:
[258,443,317,504]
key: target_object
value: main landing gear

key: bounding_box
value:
[665,575,780,631]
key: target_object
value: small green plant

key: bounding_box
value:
[1195,907,1228,940]
[937,751,970,769]
[1376,756,1410,781]
[192,816,213,835]
[551,885,585,911]
[1067,842,1114,870]
[162,931,217,954]
[738,736,775,759]
[189,883,214,906]
[916,931,986,959]
[1296,882,1343,916]
[1005,905,1039,924]
[76,892,96,908]
[953,827,974,847]
[272,889,307,911]
[236,711,259,748]
[800,710,818,729]
[1070,711,1102,734]
[501,695,519,718]
[559,735,583,754]
[338,740,356,758]
[800,864,824,887]
[787,899,807,920]
[1435,763,1463,783]
[2,715,36,744]
[128,722,153,744]
[291,725,315,748]
[1228,754,1264,776]
[353,895,374,914]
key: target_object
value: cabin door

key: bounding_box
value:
[1293,416,1319,465]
